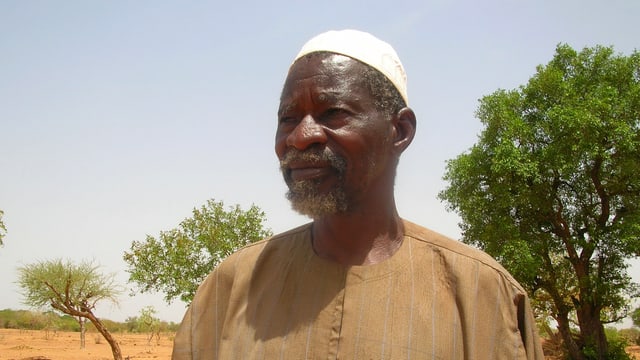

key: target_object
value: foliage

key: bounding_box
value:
[617,328,640,346]
[17,259,125,359]
[136,306,159,332]
[134,306,161,345]
[589,327,634,360]
[439,43,640,360]
[0,209,6,246]
[0,309,77,331]
[124,199,272,304]
[0,308,180,333]
[633,306,640,327]
[17,259,121,312]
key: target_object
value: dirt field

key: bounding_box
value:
[1,328,639,359]
[0,328,173,360]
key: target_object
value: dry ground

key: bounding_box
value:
[0,328,173,360]
[1,328,639,359]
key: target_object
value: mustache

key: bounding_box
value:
[280,148,347,174]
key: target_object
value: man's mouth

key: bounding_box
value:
[289,165,332,182]
[280,148,346,184]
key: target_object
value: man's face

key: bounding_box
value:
[275,53,395,218]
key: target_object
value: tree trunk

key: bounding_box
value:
[79,317,86,349]
[576,302,608,359]
[556,312,584,360]
[85,311,123,360]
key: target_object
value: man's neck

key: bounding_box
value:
[311,208,404,266]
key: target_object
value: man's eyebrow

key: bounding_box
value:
[317,90,347,102]
[278,89,349,115]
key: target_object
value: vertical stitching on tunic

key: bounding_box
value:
[331,273,347,360]
[431,248,436,359]
[380,261,393,360]
[470,261,479,359]
[303,255,322,359]
[353,267,369,359]
[190,286,199,359]
[407,239,415,360]
[213,267,219,358]
[488,280,501,359]
[450,254,458,357]
[281,241,317,359]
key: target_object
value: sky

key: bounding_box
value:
[1,0,639,325]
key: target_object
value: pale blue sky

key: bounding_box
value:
[1,0,638,324]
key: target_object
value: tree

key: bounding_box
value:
[0,209,6,246]
[136,306,161,345]
[17,259,124,360]
[439,44,640,360]
[124,199,272,304]
[633,307,640,328]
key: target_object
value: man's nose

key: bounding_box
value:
[286,115,328,150]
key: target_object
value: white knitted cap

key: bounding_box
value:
[293,29,408,105]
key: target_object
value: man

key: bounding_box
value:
[172,29,544,359]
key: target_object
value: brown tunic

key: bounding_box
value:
[172,220,544,359]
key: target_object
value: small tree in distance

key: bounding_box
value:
[137,306,161,345]
[0,209,6,246]
[17,259,124,360]
[124,199,272,305]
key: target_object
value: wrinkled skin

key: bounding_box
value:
[275,52,416,265]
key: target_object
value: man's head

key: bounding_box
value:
[276,30,416,218]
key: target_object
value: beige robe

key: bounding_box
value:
[173,220,544,359]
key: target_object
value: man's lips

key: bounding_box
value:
[288,163,332,181]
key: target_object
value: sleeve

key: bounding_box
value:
[517,293,545,360]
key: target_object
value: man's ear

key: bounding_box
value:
[391,107,416,154]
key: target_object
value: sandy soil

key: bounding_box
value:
[0,328,173,360]
[1,328,638,359]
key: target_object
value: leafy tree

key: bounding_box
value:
[633,307,640,328]
[136,306,161,345]
[0,209,6,246]
[17,259,124,360]
[439,44,640,360]
[124,315,138,332]
[124,199,272,304]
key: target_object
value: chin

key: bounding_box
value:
[287,190,348,218]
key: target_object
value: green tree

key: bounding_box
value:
[632,307,640,328]
[439,44,640,360]
[0,209,6,246]
[136,306,161,345]
[17,259,124,360]
[124,199,272,304]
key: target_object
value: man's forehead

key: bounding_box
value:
[291,29,408,105]
[283,54,358,91]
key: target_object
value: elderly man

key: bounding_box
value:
[172,29,544,359]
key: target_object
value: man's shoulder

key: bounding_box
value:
[402,219,522,288]
[223,222,312,263]
[402,219,482,257]
[200,223,312,286]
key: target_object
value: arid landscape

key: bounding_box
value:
[1,328,639,359]
[0,328,173,360]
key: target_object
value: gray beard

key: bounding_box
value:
[280,148,348,218]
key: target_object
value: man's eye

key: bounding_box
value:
[279,116,296,124]
[323,108,348,118]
